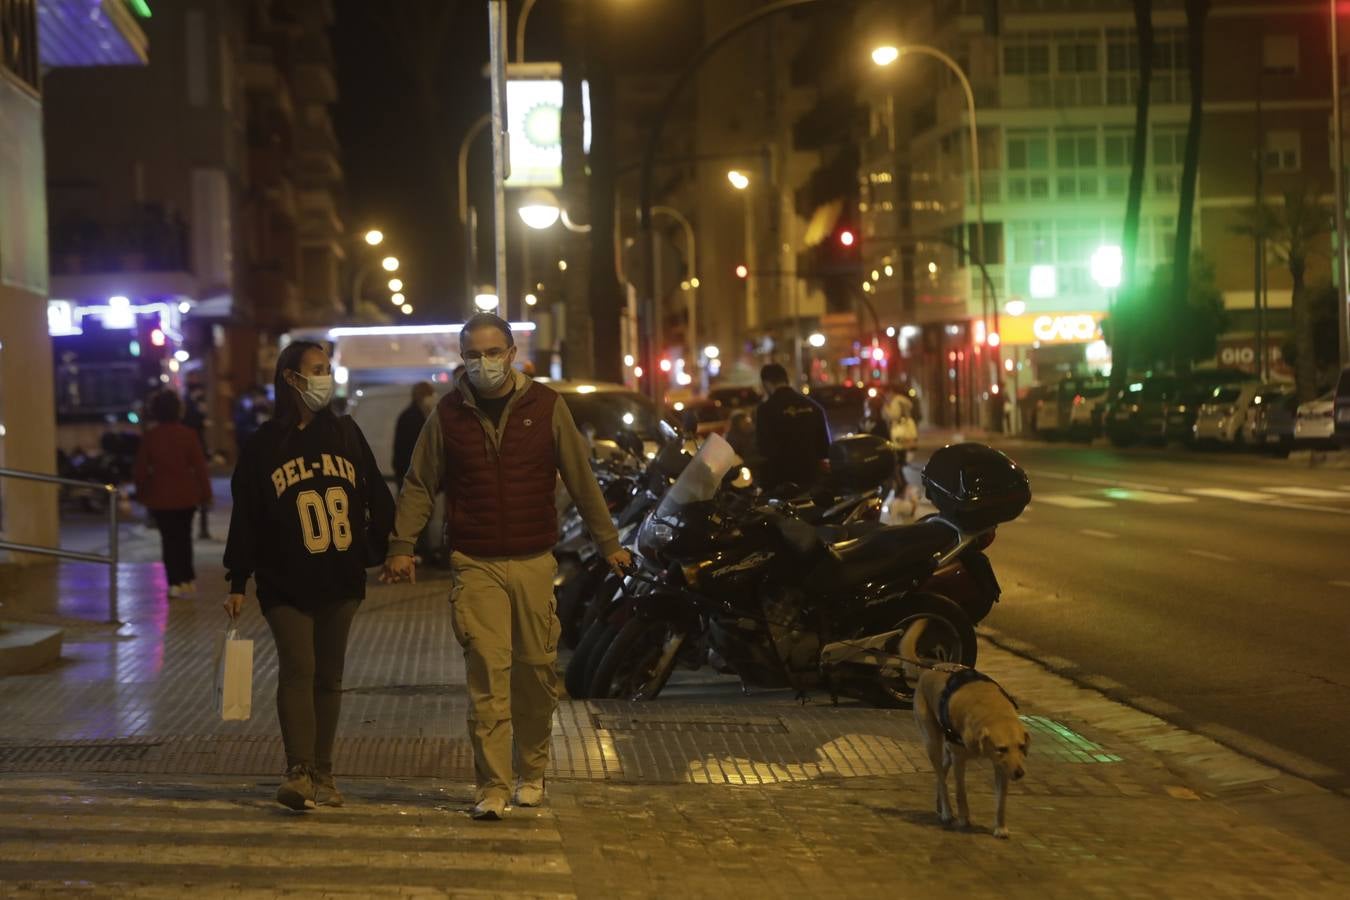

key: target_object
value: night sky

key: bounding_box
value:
[331,0,700,322]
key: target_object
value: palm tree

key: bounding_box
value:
[1235,191,1333,400]
[1110,0,1154,395]
[1170,0,1211,366]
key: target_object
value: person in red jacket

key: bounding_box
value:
[134,390,213,598]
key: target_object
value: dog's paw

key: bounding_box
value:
[939,813,955,827]
[992,826,1011,840]
[956,817,971,830]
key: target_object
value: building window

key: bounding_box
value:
[1058,42,1098,75]
[1004,42,1051,76]
[1262,36,1298,77]
[0,0,40,91]
[1056,131,1098,169]
[1104,131,1134,168]
[1264,130,1301,172]
[1152,130,1186,167]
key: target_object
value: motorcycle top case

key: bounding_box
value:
[827,434,896,491]
[921,442,1030,532]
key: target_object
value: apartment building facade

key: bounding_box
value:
[1,0,147,553]
[856,0,1337,426]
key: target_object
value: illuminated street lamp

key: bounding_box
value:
[388,278,403,292]
[401,304,414,315]
[391,292,406,305]
[703,344,720,360]
[871,45,900,66]
[525,293,538,307]
[381,256,400,272]
[808,332,827,348]
[474,290,500,312]
[1090,245,1123,289]
[364,229,384,246]
[727,170,750,191]
[518,188,562,230]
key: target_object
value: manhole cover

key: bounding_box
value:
[593,714,788,734]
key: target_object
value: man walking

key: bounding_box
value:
[382,314,629,820]
[755,363,831,491]
[392,381,435,492]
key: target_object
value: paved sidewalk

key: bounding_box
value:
[2,551,1350,896]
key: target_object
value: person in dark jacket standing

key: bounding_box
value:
[381,314,630,821]
[755,363,831,491]
[393,381,435,491]
[182,382,213,539]
[133,390,213,598]
[223,341,395,811]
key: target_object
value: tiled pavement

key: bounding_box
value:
[3,548,1350,895]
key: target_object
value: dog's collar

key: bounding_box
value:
[936,667,1018,747]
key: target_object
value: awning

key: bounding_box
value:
[38,0,149,68]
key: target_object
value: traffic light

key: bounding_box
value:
[838,229,856,248]
[735,264,748,279]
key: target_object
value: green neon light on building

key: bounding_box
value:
[127,0,152,18]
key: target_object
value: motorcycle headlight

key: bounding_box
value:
[650,522,675,546]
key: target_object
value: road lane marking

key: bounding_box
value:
[1034,470,1173,493]
[1263,486,1350,499]
[1186,549,1234,562]
[1330,581,1350,589]
[1036,494,1115,509]
[1184,487,1278,503]
[1079,529,1117,539]
[1103,488,1196,505]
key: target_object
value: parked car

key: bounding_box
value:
[1163,369,1250,445]
[707,385,761,411]
[672,398,733,437]
[1035,377,1110,441]
[1019,383,1055,436]
[808,384,868,440]
[1243,387,1299,454]
[1295,391,1337,448]
[1335,365,1350,448]
[1193,381,1267,446]
[1105,376,1180,446]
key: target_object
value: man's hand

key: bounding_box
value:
[224,593,245,619]
[381,554,417,585]
[606,548,633,575]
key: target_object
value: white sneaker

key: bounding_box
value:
[470,796,506,820]
[168,584,185,598]
[512,778,545,808]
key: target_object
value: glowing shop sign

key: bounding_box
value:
[1000,312,1105,346]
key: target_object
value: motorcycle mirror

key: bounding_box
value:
[658,419,679,443]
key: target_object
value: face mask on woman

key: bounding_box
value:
[466,357,510,392]
[294,373,334,412]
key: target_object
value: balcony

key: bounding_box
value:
[298,188,343,242]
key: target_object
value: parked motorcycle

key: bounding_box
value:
[584,436,1030,706]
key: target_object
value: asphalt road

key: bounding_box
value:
[965,438,1350,791]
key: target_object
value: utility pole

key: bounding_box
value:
[487,0,510,316]
[1254,71,1266,381]
[1333,0,1350,365]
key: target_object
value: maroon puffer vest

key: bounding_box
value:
[438,380,558,558]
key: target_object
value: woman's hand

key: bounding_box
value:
[224,593,246,619]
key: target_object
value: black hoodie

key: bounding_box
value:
[224,411,395,610]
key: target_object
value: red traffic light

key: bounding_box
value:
[658,358,673,373]
[150,328,166,347]
[735,264,749,279]
[838,229,856,247]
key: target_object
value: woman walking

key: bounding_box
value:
[223,341,394,810]
[134,390,212,598]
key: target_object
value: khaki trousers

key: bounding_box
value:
[448,549,560,802]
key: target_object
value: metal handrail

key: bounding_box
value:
[0,466,121,623]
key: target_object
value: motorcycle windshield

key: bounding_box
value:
[653,432,741,520]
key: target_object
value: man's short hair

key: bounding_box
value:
[460,313,514,349]
[760,363,789,386]
[412,381,435,400]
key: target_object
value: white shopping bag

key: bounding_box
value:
[214,625,254,721]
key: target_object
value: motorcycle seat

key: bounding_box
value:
[806,519,958,591]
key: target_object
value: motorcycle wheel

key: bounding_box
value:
[587,617,683,701]
[564,620,614,699]
[870,592,977,708]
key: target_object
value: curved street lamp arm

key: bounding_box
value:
[458,114,492,225]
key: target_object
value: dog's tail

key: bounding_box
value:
[899,617,929,687]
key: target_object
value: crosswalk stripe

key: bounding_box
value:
[1186,549,1234,562]
[1102,489,1195,505]
[1263,486,1350,500]
[1035,494,1114,509]
[1184,488,1277,503]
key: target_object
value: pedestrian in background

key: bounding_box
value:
[133,390,212,598]
[382,314,630,821]
[755,363,831,492]
[183,382,213,539]
[223,341,395,811]
[725,409,760,469]
[393,381,436,492]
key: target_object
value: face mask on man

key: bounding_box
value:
[294,373,334,412]
[466,356,510,392]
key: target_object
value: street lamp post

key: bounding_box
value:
[351,255,399,316]
[459,113,491,314]
[873,43,1002,417]
[652,205,699,382]
[1332,0,1350,365]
